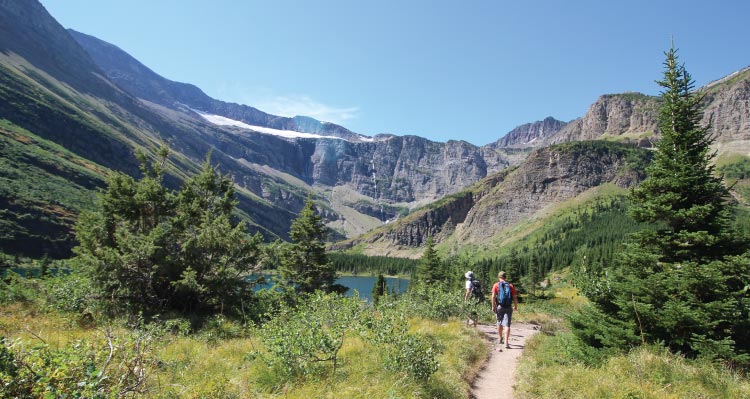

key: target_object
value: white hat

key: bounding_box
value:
[465,271,474,279]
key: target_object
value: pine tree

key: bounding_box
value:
[74,150,262,316]
[574,47,750,365]
[279,197,340,294]
[372,273,386,305]
[415,237,444,285]
[170,158,262,313]
[630,46,731,262]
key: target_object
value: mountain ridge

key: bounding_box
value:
[1,0,749,259]
[68,29,369,143]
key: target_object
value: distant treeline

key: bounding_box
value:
[329,252,419,276]
[464,197,650,294]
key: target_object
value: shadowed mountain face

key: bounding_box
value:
[68,29,368,142]
[1,0,748,259]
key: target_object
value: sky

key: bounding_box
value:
[40,0,750,146]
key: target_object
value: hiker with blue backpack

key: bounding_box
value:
[491,271,518,350]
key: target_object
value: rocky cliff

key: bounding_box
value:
[545,70,750,146]
[488,116,568,148]
[548,93,660,146]
[453,141,644,243]
[335,141,648,254]
[702,67,750,142]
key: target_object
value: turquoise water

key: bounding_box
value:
[5,269,410,302]
[336,275,409,301]
[253,275,409,301]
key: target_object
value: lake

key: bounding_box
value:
[5,269,410,302]
[253,275,410,301]
[336,275,410,301]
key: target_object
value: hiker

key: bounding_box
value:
[464,271,481,326]
[491,271,518,349]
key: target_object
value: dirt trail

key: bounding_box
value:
[469,322,539,399]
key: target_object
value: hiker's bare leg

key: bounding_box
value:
[505,327,511,347]
[497,324,504,343]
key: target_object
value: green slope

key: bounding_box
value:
[0,119,107,257]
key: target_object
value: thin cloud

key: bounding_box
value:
[257,94,360,125]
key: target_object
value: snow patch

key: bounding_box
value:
[194,110,342,140]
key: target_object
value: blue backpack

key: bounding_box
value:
[498,281,512,307]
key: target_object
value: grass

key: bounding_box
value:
[0,304,487,399]
[516,333,750,399]
[511,284,750,399]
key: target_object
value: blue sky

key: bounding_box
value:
[41,0,750,146]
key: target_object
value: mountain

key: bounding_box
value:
[65,27,524,232]
[0,0,300,255]
[1,0,748,260]
[0,0,518,257]
[68,29,370,143]
[332,141,649,257]
[334,69,750,257]
[487,116,568,149]
[545,70,750,146]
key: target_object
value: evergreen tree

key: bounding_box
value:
[372,273,386,305]
[415,237,444,285]
[505,249,522,294]
[279,197,341,294]
[573,47,750,365]
[75,148,176,313]
[74,149,262,316]
[170,158,262,313]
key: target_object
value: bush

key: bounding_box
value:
[254,292,440,383]
[0,327,157,398]
[254,292,365,379]
[393,283,465,320]
[0,272,41,305]
[42,271,96,314]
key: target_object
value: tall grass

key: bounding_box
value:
[516,331,750,399]
[1,303,487,398]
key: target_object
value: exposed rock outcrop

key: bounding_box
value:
[336,142,647,251]
[489,117,568,148]
[548,93,660,145]
[702,67,750,142]
[454,142,643,243]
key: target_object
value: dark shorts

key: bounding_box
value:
[496,305,513,327]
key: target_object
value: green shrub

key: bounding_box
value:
[382,332,438,380]
[254,292,440,383]
[0,327,156,398]
[0,272,40,305]
[393,283,465,320]
[254,292,365,380]
[42,271,95,314]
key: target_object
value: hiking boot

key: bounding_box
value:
[505,344,511,349]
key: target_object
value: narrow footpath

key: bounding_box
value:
[469,322,539,399]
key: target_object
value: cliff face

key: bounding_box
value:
[549,93,660,145]
[702,68,750,142]
[454,142,643,243]
[546,70,750,146]
[489,117,568,148]
[336,142,646,252]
